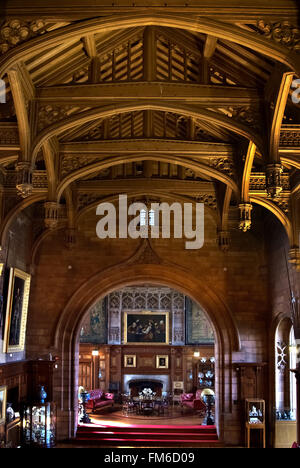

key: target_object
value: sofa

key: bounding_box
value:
[180,390,206,414]
[85,390,114,413]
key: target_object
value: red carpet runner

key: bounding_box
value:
[76,423,220,447]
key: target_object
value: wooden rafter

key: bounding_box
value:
[7,64,33,162]
[1,13,299,81]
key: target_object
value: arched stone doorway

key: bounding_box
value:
[53,262,240,444]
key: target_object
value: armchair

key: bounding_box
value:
[180,390,206,415]
[85,390,114,413]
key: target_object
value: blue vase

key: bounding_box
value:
[40,386,47,404]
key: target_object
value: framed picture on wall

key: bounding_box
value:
[124,355,136,368]
[3,268,31,353]
[0,386,7,426]
[156,355,169,369]
[173,381,184,390]
[124,311,169,345]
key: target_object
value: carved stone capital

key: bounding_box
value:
[44,201,60,230]
[217,230,231,252]
[266,164,283,199]
[239,203,252,232]
[15,161,33,198]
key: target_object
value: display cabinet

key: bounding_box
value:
[197,357,215,391]
[21,402,56,448]
[245,398,265,448]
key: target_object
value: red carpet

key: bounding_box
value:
[76,423,220,447]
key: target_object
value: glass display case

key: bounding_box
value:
[245,399,265,448]
[21,402,56,448]
[246,399,265,425]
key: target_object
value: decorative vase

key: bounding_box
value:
[6,403,15,423]
[202,394,215,426]
[80,392,91,424]
[39,386,47,404]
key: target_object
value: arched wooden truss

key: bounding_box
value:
[0,4,299,266]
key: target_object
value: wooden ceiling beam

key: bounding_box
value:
[241,141,257,203]
[29,43,85,83]
[57,153,239,201]
[269,71,294,164]
[7,65,32,162]
[82,34,97,59]
[76,178,216,194]
[60,140,234,156]
[201,35,218,84]
[1,13,299,81]
[203,35,218,60]
[36,82,261,105]
[3,1,297,21]
[31,102,263,165]
[155,26,203,58]
[43,137,59,201]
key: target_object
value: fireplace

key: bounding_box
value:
[123,374,170,394]
[129,380,163,397]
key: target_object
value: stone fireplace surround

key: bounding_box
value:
[124,374,170,394]
[129,380,163,396]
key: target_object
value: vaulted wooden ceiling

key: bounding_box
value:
[0,3,299,268]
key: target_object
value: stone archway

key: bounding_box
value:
[53,262,240,444]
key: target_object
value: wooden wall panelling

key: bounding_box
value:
[78,360,92,389]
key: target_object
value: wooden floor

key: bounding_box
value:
[56,406,220,448]
[88,406,204,426]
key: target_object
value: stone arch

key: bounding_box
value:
[52,261,240,442]
[250,196,293,244]
[0,193,46,247]
[268,311,294,446]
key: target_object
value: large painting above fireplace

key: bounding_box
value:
[124,311,169,345]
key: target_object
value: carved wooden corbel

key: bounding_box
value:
[239,203,252,232]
